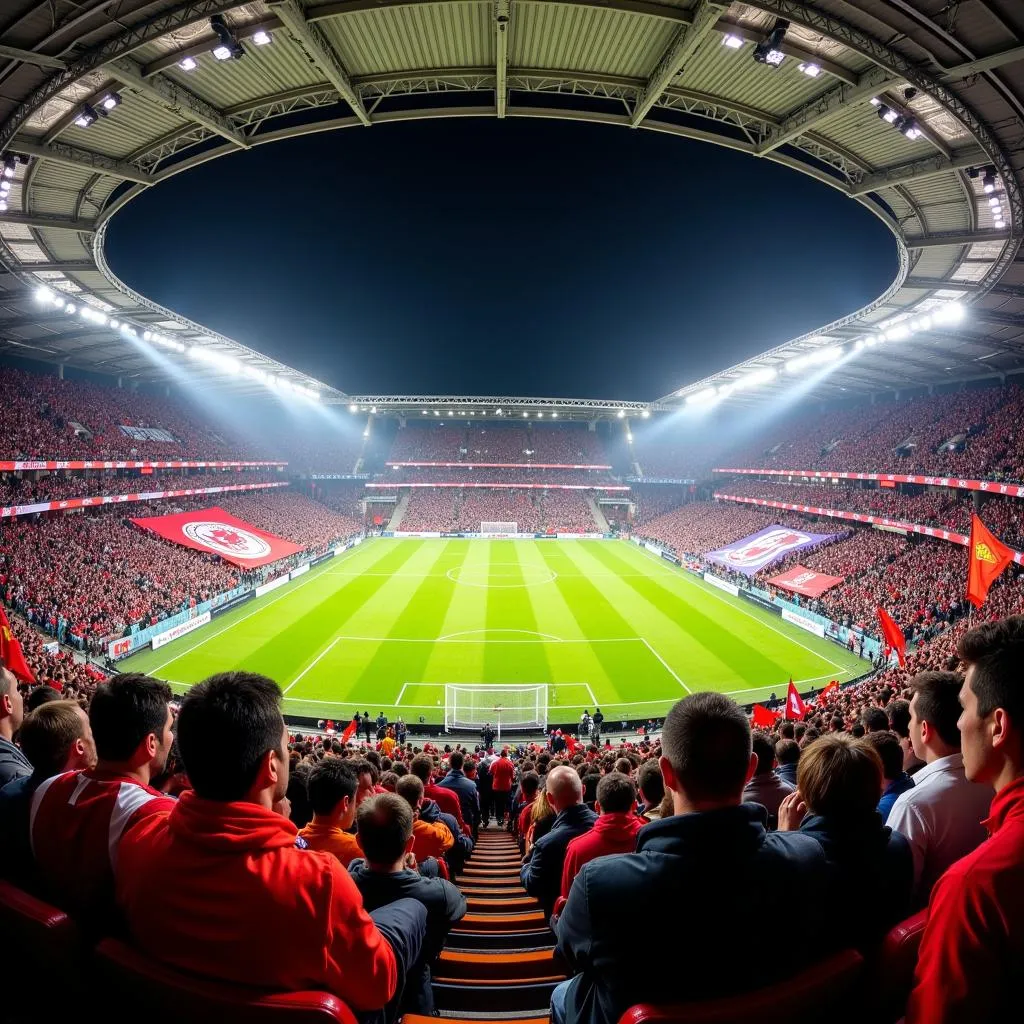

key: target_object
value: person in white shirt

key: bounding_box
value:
[886,670,991,906]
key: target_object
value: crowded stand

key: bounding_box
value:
[455,490,545,533]
[217,490,362,552]
[375,467,616,486]
[400,488,460,532]
[387,423,610,465]
[629,485,692,525]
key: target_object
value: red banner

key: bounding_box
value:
[766,564,846,597]
[0,460,286,471]
[130,506,304,568]
[0,481,288,521]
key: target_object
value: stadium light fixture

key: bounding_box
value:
[617,409,626,418]
[210,15,245,60]
[213,45,233,60]
[252,30,272,45]
[798,63,821,78]
[537,411,544,418]
[522,411,528,418]
[785,346,842,373]
[64,303,76,315]
[350,404,358,413]
[448,410,454,416]
[551,411,558,418]
[722,34,744,49]
[626,432,633,442]
[753,19,789,67]
[2,156,16,179]
[877,105,898,124]
[982,167,997,193]
[100,94,121,112]
[641,409,650,418]
[933,302,965,326]
[74,104,98,128]
[0,200,8,213]
[34,286,53,303]
[178,56,198,71]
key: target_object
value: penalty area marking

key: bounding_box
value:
[640,637,692,694]
[436,628,564,641]
[284,638,341,695]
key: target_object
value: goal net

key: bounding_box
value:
[480,521,517,535]
[444,684,548,737]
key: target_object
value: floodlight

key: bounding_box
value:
[522,411,528,418]
[537,411,544,418]
[869,97,881,106]
[252,30,272,45]
[994,219,1005,229]
[448,410,454,416]
[108,319,119,329]
[213,45,233,60]
[617,409,625,418]
[686,387,717,406]
[551,411,558,418]
[143,330,152,340]
[934,302,965,325]
[210,15,245,60]
[884,326,910,342]
[350,404,358,412]
[989,197,1001,208]
[0,181,10,195]
[64,304,76,314]
[753,18,788,66]
[641,409,650,418]
[626,433,633,442]
[434,410,440,416]
[2,156,16,179]
[722,34,744,49]
[0,200,6,212]
[74,104,98,128]
[982,167,997,193]
[100,94,121,111]
[879,105,898,124]
[798,62,821,77]
[34,286,52,303]
[179,56,198,71]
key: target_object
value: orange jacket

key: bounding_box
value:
[412,817,454,862]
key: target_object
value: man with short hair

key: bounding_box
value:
[520,765,597,918]
[560,772,642,901]
[861,706,890,734]
[349,793,467,1015]
[743,730,794,820]
[490,747,515,827]
[0,700,96,887]
[637,761,664,822]
[886,671,991,904]
[410,754,469,837]
[395,774,454,864]
[552,692,829,1024]
[774,738,800,787]
[116,672,426,1023]
[888,698,925,775]
[298,757,363,868]
[908,616,1024,1024]
[516,770,541,847]
[436,751,480,837]
[863,730,914,819]
[29,673,175,919]
[0,662,30,788]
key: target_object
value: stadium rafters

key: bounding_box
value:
[0,1,1020,408]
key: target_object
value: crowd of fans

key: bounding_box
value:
[629,485,692,525]
[376,467,616,486]
[387,424,610,465]
[398,488,601,534]
[218,490,362,553]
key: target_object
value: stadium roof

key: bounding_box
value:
[0,0,1021,411]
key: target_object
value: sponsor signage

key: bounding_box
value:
[255,574,291,598]
[740,589,780,613]
[767,564,846,598]
[0,460,285,472]
[660,549,681,565]
[781,607,826,638]
[713,467,1024,499]
[703,572,740,597]
[714,493,1024,567]
[152,611,211,650]
[705,525,836,576]
[108,637,133,659]
[290,563,310,579]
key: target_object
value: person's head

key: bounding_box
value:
[409,754,433,784]
[449,751,464,772]
[395,773,424,815]
[908,671,964,762]
[862,730,904,783]
[176,672,286,806]
[797,735,883,818]
[829,715,844,733]
[380,771,399,792]
[356,792,414,871]
[887,699,911,739]
[89,673,173,780]
[861,707,890,733]
[26,686,61,713]
[307,757,359,828]
[775,738,800,767]
[750,731,777,777]
[545,764,584,814]
[957,616,1024,788]
[779,721,795,740]
[0,663,24,740]
[18,700,96,777]
[596,771,635,815]
[637,760,664,807]
[660,693,754,813]
[520,770,540,799]
[614,757,632,776]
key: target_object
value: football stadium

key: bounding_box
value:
[1,2,1023,1024]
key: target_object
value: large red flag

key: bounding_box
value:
[820,680,840,702]
[966,514,1015,608]
[785,679,806,720]
[0,606,36,684]
[341,719,358,745]
[875,607,906,667]
[752,704,780,729]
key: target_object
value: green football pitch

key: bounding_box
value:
[123,538,866,725]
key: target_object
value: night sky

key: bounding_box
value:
[106,118,897,401]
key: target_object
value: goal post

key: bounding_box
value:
[444,684,548,738]
[480,521,517,536]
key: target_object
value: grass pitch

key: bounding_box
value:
[124,538,866,725]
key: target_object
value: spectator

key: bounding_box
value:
[395,775,455,864]
[742,730,794,820]
[115,671,426,1023]
[516,770,541,846]
[0,662,30,787]
[349,792,467,1015]
[410,754,469,838]
[298,757,363,868]
[29,673,175,920]
[889,698,925,776]
[779,734,913,945]
[637,761,665,822]
[552,693,829,1024]
[26,685,61,713]
[0,699,95,887]
[436,751,480,838]
[908,615,1024,1024]
[775,738,800,787]
[862,706,890,733]
[864,730,915,819]
[886,671,992,904]
[491,747,515,826]
[521,766,598,919]
[559,773,642,902]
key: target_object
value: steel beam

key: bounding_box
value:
[903,277,1024,300]
[942,45,1024,81]
[14,140,155,185]
[495,0,511,119]
[107,56,249,149]
[0,212,95,232]
[0,44,67,70]
[267,0,371,126]
[15,261,98,274]
[904,229,1011,249]
[757,65,894,155]
[630,1,725,127]
[850,149,986,195]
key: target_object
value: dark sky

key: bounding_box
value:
[106,118,897,401]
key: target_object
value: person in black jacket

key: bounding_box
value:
[552,692,832,1024]
[520,766,597,919]
[436,750,480,838]
[349,792,468,1015]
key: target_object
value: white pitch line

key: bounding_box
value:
[640,637,692,694]
[627,542,846,672]
[584,682,598,706]
[284,637,341,695]
[326,634,641,645]
[148,541,375,675]
[436,628,564,642]
[396,682,410,704]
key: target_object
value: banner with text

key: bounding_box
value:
[131,506,304,568]
[767,564,846,598]
[705,525,835,577]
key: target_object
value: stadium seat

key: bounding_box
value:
[94,938,358,1024]
[617,948,864,1024]
[872,909,928,1021]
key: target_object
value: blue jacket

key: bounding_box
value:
[877,773,914,821]
[436,769,480,829]
[521,803,597,918]
[555,804,830,1024]
[775,762,798,788]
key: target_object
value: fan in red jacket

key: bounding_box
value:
[116,672,427,1018]
[560,772,643,902]
[490,750,516,825]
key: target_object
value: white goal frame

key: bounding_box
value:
[444,684,548,738]
[480,521,518,535]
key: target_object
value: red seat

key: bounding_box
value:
[872,910,928,1021]
[618,949,864,1024]
[94,937,358,1024]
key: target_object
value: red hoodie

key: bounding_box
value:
[559,811,644,901]
[115,791,397,1010]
